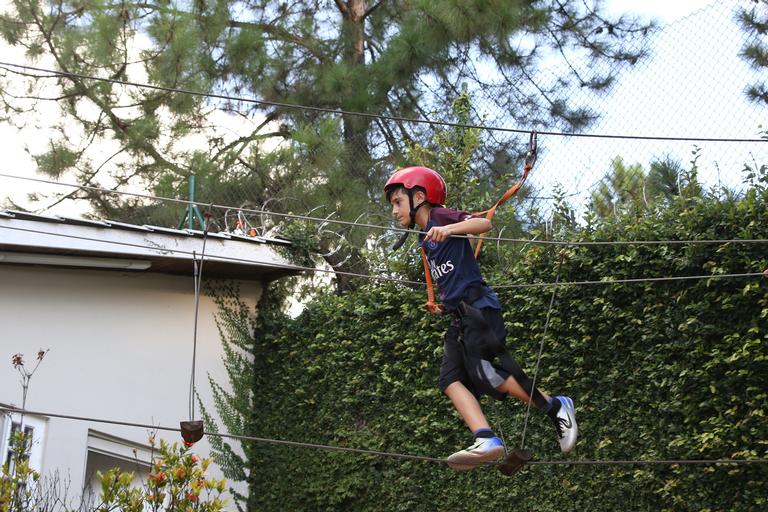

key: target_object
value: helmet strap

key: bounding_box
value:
[392,189,427,251]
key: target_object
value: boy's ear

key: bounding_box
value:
[412,189,427,203]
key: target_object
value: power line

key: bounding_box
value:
[3,172,768,248]
[1,223,765,289]
[1,222,766,289]
[2,406,765,469]
[0,61,766,143]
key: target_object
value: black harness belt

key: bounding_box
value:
[455,300,552,411]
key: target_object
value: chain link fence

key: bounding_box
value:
[0,1,766,239]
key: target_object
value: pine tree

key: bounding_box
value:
[737,2,768,105]
[0,0,650,287]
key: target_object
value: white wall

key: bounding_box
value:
[0,265,261,508]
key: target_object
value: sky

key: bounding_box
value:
[0,0,763,218]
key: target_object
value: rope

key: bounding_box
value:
[520,251,565,449]
[1,406,765,469]
[0,61,766,143]
[3,172,768,248]
[189,212,211,421]
[0,224,764,290]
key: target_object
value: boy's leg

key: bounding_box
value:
[496,374,550,404]
[443,382,505,470]
[479,308,578,453]
[496,376,578,453]
[439,324,504,470]
[444,381,490,431]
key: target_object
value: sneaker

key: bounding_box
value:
[446,436,505,471]
[552,396,578,453]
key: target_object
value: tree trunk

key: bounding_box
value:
[334,0,373,291]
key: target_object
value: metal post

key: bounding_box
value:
[178,175,206,230]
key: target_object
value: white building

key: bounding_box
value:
[0,210,298,509]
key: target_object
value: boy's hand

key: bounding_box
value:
[424,225,453,242]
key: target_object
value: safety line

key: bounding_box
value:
[1,407,765,469]
[520,251,564,449]
[3,172,768,247]
[189,213,211,422]
[0,224,765,289]
[0,61,766,143]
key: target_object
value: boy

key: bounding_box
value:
[384,166,577,470]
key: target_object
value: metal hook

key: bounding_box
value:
[525,130,538,168]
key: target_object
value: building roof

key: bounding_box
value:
[0,210,299,281]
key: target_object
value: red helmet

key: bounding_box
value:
[384,166,447,205]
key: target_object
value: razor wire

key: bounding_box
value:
[3,172,768,248]
[0,1,767,229]
[0,223,765,290]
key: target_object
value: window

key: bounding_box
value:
[0,411,46,472]
[5,421,35,473]
[81,430,152,508]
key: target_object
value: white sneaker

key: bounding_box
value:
[553,396,578,453]
[446,436,505,471]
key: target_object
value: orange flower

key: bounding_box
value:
[149,471,167,483]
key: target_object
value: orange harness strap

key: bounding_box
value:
[420,131,537,314]
[421,247,444,314]
[472,160,534,258]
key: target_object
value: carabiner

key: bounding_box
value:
[524,130,537,168]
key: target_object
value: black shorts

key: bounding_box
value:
[438,306,510,392]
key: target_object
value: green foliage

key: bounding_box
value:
[405,90,482,211]
[0,0,649,240]
[33,141,80,178]
[212,183,768,510]
[737,3,768,105]
[590,154,702,219]
[0,430,40,512]
[200,281,293,511]
[97,440,227,512]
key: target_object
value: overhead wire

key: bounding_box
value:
[0,18,765,482]
[2,406,765,469]
[0,223,765,289]
[3,172,768,248]
[0,60,766,143]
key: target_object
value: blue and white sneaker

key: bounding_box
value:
[553,396,578,453]
[446,436,505,471]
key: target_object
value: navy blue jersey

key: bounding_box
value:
[418,207,501,312]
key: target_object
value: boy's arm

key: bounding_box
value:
[423,217,491,243]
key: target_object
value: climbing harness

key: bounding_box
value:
[420,130,537,314]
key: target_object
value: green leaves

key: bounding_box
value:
[211,183,768,510]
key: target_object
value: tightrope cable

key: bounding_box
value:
[1,406,765,469]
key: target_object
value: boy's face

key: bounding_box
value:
[389,188,424,227]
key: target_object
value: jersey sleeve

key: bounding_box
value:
[430,207,474,226]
